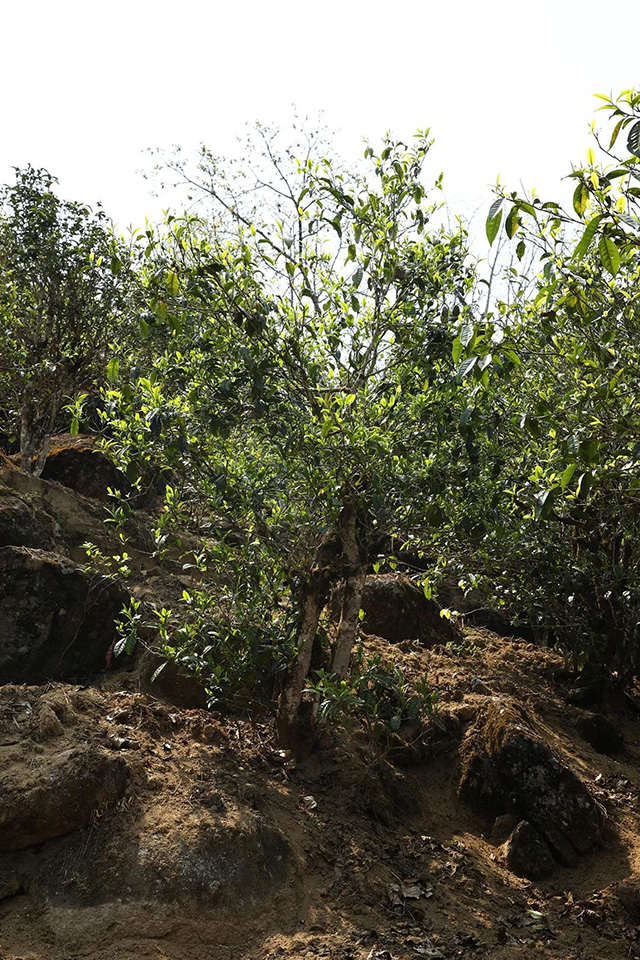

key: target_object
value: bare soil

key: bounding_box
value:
[2,629,640,960]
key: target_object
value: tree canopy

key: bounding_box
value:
[1,88,639,744]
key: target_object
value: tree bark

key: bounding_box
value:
[331,505,366,678]
[276,536,335,750]
[19,392,39,475]
[276,504,367,750]
[19,386,59,477]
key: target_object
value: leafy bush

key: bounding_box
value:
[0,166,135,472]
[306,646,441,744]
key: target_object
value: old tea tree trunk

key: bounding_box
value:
[330,505,367,678]
[276,504,367,752]
[19,380,62,477]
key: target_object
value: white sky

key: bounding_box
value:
[2,0,638,235]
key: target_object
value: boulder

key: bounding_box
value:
[0,746,129,851]
[0,464,117,563]
[337,574,461,646]
[460,700,604,868]
[38,433,129,503]
[83,815,291,906]
[502,820,555,881]
[0,545,128,684]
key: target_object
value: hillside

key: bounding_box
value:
[2,450,640,960]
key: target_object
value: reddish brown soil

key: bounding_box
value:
[2,630,640,960]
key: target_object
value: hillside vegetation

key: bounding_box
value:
[0,89,640,960]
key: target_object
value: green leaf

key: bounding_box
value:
[166,270,179,295]
[560,463,576,491]
[577,471,593,500]
[579,438,599,464]
[452,336,463,363]
[460,320,474,347]
[150,661,168,683]
[534,487,556,521]
[505,206,519,239]
[486,204,503,246]
[114,635,128,658]
[504,350,521,367]
[567,434,579,456]
[487,198,502,222]
[572,182,588,217]
[573,215,603,261]
[517,200,536,217]
[598,235,620,276]
[609,118,626,149]
[457,356,477,380]
[516,240,526,260]
[106,357,120,382]
[70,417,80,437]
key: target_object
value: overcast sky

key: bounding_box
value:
[2,0,637,235]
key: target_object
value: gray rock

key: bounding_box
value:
[490,813,521,844]
[460,700,604,866]
[617,879,640,922]
[502,820,555,880]
[0,545,128,684]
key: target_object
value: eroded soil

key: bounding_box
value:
[2,630,640,960]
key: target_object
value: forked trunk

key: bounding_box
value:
[277,504,367,751]
[19,388,59,477]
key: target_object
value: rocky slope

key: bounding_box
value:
[2,440,640,960]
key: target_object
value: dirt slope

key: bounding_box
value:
[2,445,640,959]
[2,630,640,960]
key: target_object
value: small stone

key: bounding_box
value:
[490,813,521,845]
[471,678,492,696]
[454,704,478,724]
[502,820,555,880]
[30,703,64,741]
[107,733,140,750]
[617,879,640,922]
